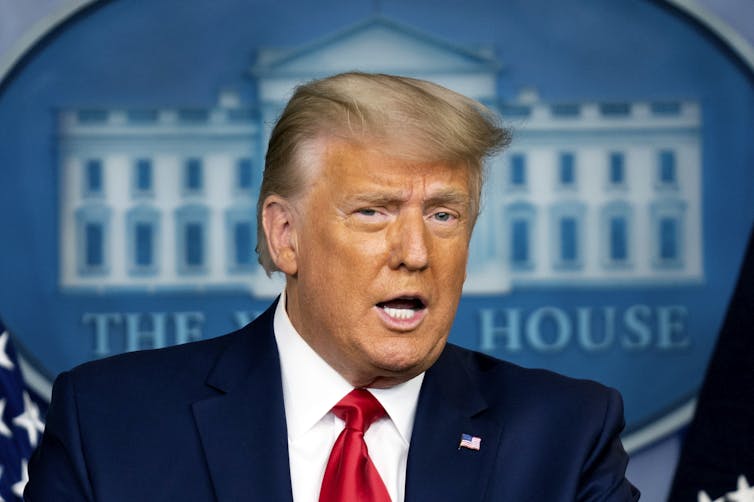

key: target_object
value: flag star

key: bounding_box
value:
[0,399,12,438]
[11,459,28,498]
[0,331,15,371]
[728,476,754,502]
[698,490,725,502]
[12,392,44,447]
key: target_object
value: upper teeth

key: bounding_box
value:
[383,307,414,320]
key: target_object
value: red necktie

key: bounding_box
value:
[319,389,392,502]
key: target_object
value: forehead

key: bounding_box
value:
[310,138,473,195]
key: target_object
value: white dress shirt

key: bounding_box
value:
[274,292,425,502]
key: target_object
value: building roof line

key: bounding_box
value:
[250,15,501,76]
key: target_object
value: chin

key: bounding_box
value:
[371,348,435,376]
[378,360,422,375]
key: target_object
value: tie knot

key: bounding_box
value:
[331,389,385,433]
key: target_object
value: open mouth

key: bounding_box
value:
[376,296,427,321]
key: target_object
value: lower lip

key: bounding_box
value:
[374,305,427,331]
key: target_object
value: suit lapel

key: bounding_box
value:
[405,345,503,502]
[192,303,294,502]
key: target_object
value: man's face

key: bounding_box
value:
[278,139,474,388]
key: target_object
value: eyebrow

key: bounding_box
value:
[424,190,472,208]
[348,189,472,208]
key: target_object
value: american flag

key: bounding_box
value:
[0,320,45,501]
[668,225,754,500]
[459,433,481,451]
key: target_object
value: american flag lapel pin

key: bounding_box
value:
[458,433,481,451]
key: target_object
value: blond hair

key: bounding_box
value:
[256,72,510,274]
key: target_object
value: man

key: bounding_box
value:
[27,73,639,501]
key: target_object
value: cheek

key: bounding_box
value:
[439,241,470,275]
[297,232,374,304]
[308,216,383,255]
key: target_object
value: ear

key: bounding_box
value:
[261,195,299,276]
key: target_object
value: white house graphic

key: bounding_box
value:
[58,17,702,296]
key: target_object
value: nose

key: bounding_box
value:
[388,211,430,271]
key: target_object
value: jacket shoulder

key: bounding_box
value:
[440,344,639,500]
[443,343,620,416]
[64,302,276,400]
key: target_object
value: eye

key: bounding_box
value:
[351,207,390,230]
[432,211,455,222]
[354,207,389,222]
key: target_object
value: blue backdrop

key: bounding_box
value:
[1,1,753,500]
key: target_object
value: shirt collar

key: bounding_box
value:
[368,374,424,446]
[274,291,425,445]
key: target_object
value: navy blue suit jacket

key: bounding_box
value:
[27,302,639,500]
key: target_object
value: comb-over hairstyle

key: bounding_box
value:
[256,72,511,274]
